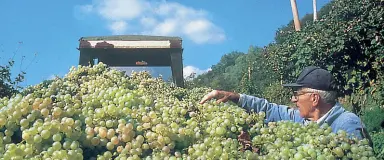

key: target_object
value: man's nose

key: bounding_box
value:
[291,96,298,103]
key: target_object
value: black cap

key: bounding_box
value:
[283,66,335,91]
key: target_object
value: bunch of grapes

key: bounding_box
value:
[0,63,377,160]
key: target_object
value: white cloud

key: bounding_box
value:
[108,21,128,34]
[183,19,225,44]
[75,0,225,44]
[97,0,148,21]
[140,16,157,28]
[152,19,178,36]
[183,65,211,78]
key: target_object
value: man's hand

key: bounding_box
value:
[238,130,252,145]
[238,130,260,153]
[199,90,240,104]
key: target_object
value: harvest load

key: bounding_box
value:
[0,63,376,159]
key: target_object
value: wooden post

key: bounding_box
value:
[313,0,318,21]
[79,52,92,66]
[170,52,184,87]
[248,66,251,80]
[290,0,301,31]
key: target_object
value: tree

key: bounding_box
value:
[0,59,25,98]
[0,42,35,98]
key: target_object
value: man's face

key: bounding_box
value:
[291,89,317,118]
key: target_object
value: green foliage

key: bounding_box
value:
[192,51,245,91]
[0,60,25,98]
[191,2,341,95]
[262,81,292,106]
[262,0,384,123]
[238,46,279,96]
[266,0,384,96]
[371,132,384,159]
[361,106,384,132]
[274,1,334,44]
[1,43,35,98]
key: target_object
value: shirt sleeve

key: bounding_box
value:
[238,94,305,123]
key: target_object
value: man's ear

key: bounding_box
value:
[312,93,320,105]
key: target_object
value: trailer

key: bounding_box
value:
[77,35,184,87]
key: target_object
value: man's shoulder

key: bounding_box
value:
[329,104,362,125]
[339,111,360,119]
[333,111,371,141]
[334,111,363,126]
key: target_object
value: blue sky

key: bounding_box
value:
[1,0,331,87]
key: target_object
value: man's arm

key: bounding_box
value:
[238,94,305,123]
[199,90,304,123]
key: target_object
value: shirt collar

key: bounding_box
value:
[316,104,338,125]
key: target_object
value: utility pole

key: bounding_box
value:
[313,0,318,21]
[290,0,301,31]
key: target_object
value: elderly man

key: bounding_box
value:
[200,66,371,143]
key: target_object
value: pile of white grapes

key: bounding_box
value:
[0,63,377,160]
